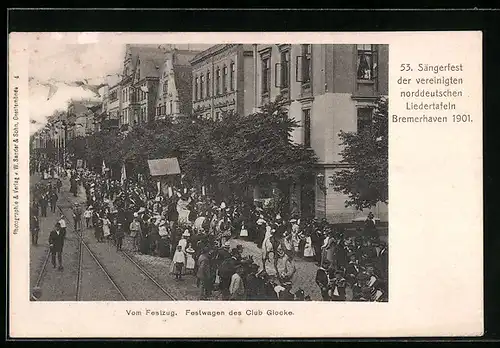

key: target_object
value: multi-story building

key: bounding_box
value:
[190,44,255,120]
[119,44,166,128]
[67,100,101,139]
[253,44,389,222]
[154,49,200,121]
[98,84,120,132]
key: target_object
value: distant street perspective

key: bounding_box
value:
[30,43,389,302]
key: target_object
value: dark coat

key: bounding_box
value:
[196,253,211,280]
[49,229,65,252]
[315,268,329,288]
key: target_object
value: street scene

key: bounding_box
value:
[30,42,389,302]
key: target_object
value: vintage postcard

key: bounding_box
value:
[8,31,483,338]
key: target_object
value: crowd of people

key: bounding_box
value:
[30,158,388,301]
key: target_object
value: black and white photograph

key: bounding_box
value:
[29,39,389,302]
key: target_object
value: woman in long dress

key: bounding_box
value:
[102,215,111,240]
[185,244,196,274]
[303,234,315,258]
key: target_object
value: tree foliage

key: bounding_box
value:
[73,96,318,202]
[330,96,388,210]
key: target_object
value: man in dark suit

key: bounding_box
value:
[49,222,65,270]
[315,261,330,301]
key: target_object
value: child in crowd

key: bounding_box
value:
[173,245,186,280]
[84,205,93,228]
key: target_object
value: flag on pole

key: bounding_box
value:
[102,160,106,175]
[121,163,127,185]
[157,181,161,195]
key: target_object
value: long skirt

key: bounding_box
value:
[304,238,315,258]
[186,254,195,270]
[103,225,111,237]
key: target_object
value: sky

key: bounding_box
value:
[27,32,212,134]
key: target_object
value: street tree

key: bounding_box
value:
[330,96,388,210]
[210,96,318,208]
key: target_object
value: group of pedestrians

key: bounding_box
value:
[31,159,388,302]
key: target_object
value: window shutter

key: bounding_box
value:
[275,62,282,88]
[296,55,303,82]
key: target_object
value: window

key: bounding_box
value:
[301,44,312,84]
[215,111,220,121]
[280,50,290,89]
[206,71,211,97]
[303,109,311,147]
[163,81,168,94]
[169,100,173,114]
[195,77,199,100]
[216,68,221,95]
[222,66,228,92]
[357,107,373,132]
[357,44,378,81]
[200,74,205,99]
[230,62,235,91]
[261,56,271,96]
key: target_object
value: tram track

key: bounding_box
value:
[121,250,177,300]
[57,187,177,301]
[58,205,127,301]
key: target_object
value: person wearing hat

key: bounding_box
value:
[185,244,196,274]
[229,265,246,300]
[329,269,347,301]
[172,245,186,280]
[321,229,336,266]
[315,261,331,301]
[84,205,93,229]
[244,263,260,301]
[115,222,125,251]
[178,230,190,252]
[49,222,65,270]
[72,203,83,232]
[218,248,239,300]
[352,272,370,301]
[129,215,142,252]
[196,247,212,300]
[220,240,231,254]
[346,252,361,286]
[30,213,40,246]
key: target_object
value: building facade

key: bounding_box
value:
[154,50,199,121]
[67,100,101,139]
[119,45,165,128]
[190,44,255,120]
[254,44,389,222]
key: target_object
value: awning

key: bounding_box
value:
[147,158,181,176]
